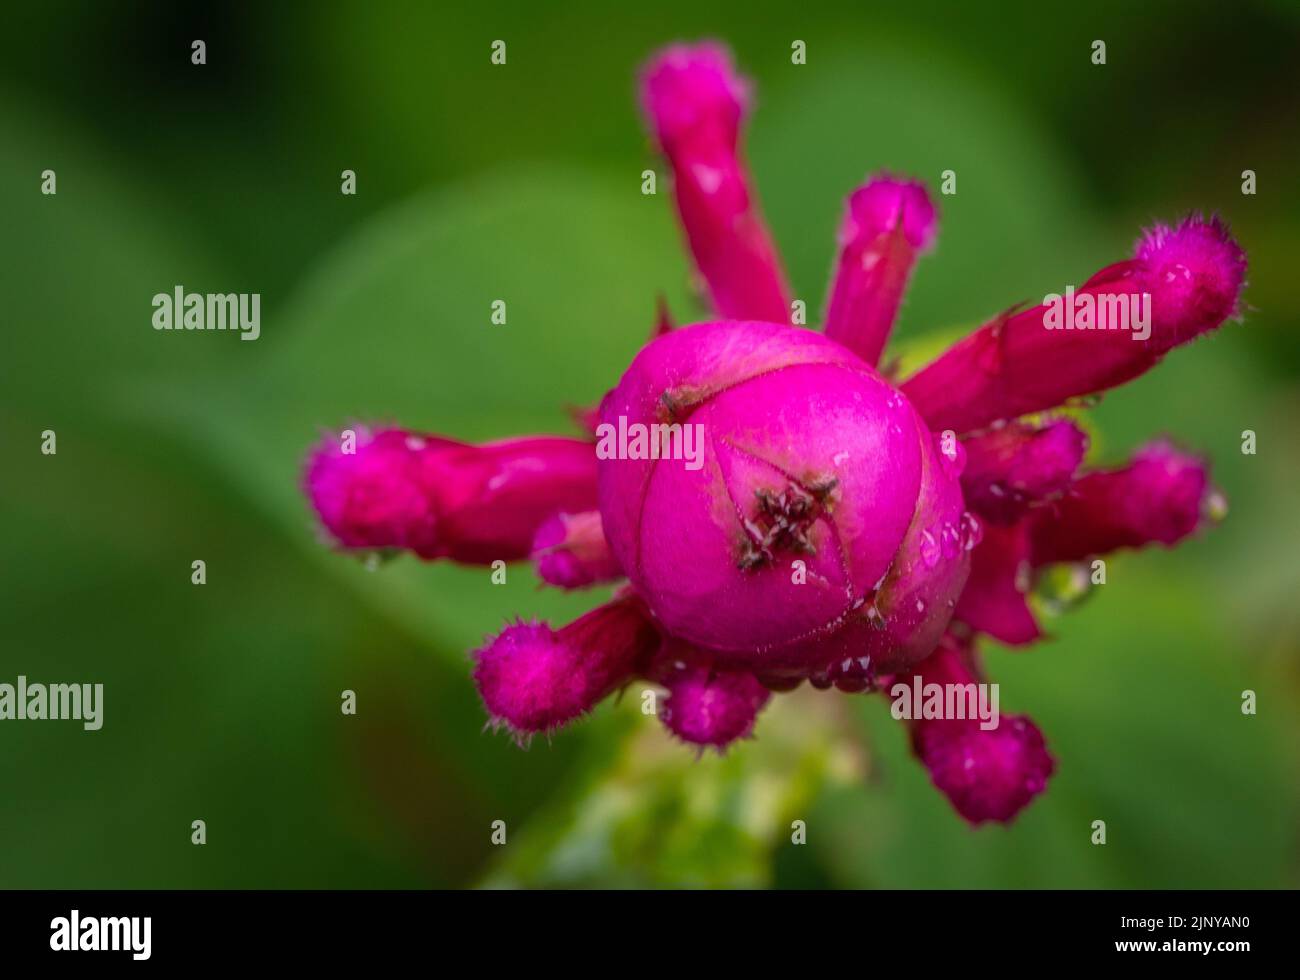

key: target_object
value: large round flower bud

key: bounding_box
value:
[597,320,975,681]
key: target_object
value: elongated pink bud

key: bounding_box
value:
[953,522,1041,645]
[657,656,770,749]
[825,176,937,366]
[1029,440,1220,564]
[304,428,598,563]
[531,510,624,589]
[472,596,659,738]
[897,636,1054,825]
[901,215,1246,433]
[961,418,1087,525]
[641,43,791,323]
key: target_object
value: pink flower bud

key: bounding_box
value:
[899,636,1055,825]
[598,320,971,677]
[640,43,791,323]
[657,655,770,749]
[961,418,1088,525]
[531,510,624,589]
[472,596,659,737]
[303,427,450,557]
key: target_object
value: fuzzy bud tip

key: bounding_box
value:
[640,42,749,148]
[472,622,595,736]
[1135,214,1247,348]
[841,176,938,252]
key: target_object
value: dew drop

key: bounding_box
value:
[960,511,984,550]
[940,522,962,559]
[919,530,941,567]
[863,601,889,631]
[1203,489,1229,524]
[1034,562,1093,615]
[1013,560,1033,594]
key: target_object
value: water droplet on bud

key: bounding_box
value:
[919,530,940,567]
[940,523,962,559]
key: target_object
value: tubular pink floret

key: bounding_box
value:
[472,596,659,737]
[640,43,791,324]
[825,176,938,367]
[900,217,1247,433]
[961,418,1088,525]
[659,657,770,749]
[1029,439,1218,564]
[899,636,1055,825]
[531,510,624,589]
[304,429,599,563]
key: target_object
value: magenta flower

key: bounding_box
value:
[301,42,1246,825]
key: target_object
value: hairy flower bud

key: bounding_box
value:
[472,596,659,737]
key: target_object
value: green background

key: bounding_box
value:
[1,0,1297,888]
